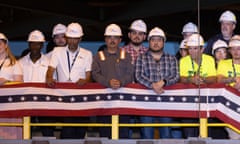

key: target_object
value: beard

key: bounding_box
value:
[149,47,162,53]
[131,41,142,46]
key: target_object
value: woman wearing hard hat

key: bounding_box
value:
[0,32,23,139]
[176,39,188,60]
[0,33,23,85]
[217,35,240,140]
[212,39,228,67]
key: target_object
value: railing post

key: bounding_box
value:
[111,115,119,139]
[199,118,208,138]
[23,116,31,139]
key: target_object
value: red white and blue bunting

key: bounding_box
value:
[0,83,239,129]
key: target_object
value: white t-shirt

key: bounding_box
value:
[19,53,49,82]
[49,46,92,82]
[0,58,22,81]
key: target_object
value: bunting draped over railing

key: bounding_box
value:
[0,82,239,129]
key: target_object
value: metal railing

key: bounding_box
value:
[0,116,240,139]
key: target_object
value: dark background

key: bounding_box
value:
[0,0,240,42]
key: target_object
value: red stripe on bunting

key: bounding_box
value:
[210,110,240,130]
[0,108,208,118]
[0,82,230,90]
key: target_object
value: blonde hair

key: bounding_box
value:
[1,39,17,66]
[6,45,17,66]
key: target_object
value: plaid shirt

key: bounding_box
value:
[135,51,179,88]
[121,44,148,64]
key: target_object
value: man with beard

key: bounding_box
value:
[46,22,92,139]
[121,19,148,138]
[135,27,181,139]
[121,19,148,65]
[92,24,133,138]
[204,10,237,56]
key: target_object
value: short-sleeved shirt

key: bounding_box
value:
[180,54,216,77]
[217,59,240,86]
[49,46,92,82]
[0,58,22,81]
[135,51,179,88]
[19,53,49,82]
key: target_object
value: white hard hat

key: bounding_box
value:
[0,33,8,43]
[186,33,204,47]
[229,35,240,47]
[182,22,198,34]
[65,22,84,38]
[28,30,45,42]
[219,10,237,23]
[179,39,187,49]
[104,24,122,36]
[129,19,147,33]
[212,40,228,54]
[148,27,166,41]
[52,23,67,37]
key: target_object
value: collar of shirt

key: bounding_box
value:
[146,50,166,59]
[27,53,44,65]
[66,46,80,55]
[123,44,148,53]
[103,48,120,57]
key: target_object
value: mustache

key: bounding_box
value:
[133,37,140,41]
[110,41,116,45]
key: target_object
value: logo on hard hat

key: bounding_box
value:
[104,24,122,36]
[186,34,204,47]
[109,28,118,33]
[148,27,166,41]
[130,19,147,33]
[65,22,84,38]
[219,10,237,23]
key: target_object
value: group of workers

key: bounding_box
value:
[0,9,240,140]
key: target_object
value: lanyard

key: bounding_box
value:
[0,56,7,71]
[232,59,237,77]
[66,51,79,80]
[191,56,202,75]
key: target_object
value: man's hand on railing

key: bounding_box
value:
[46,77,56,87]
[109,79,121,90]
[152,81,164,94]
[76,79,87,86]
